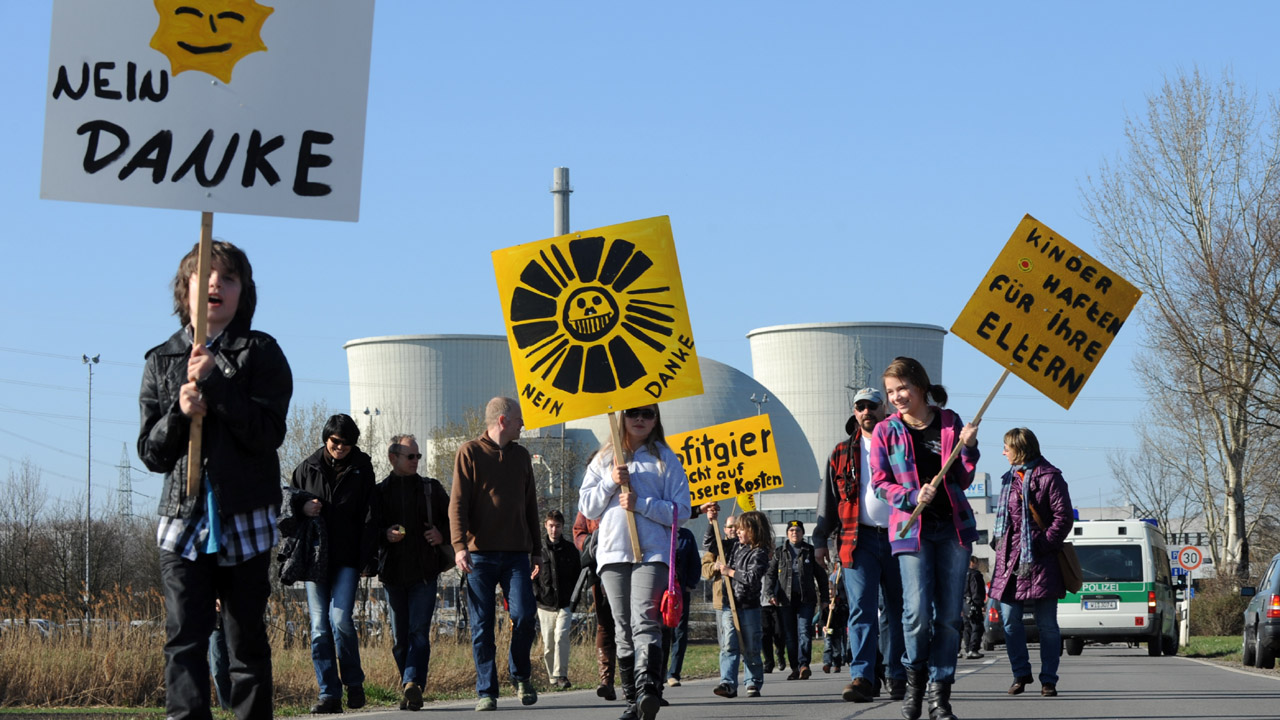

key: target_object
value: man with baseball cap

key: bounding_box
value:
[768,518,827,680]
[812,387,906,703]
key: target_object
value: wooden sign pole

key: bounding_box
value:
[824,558,841,633]
[711,520,742,635]
[607,411,644,562]
[898,367,1010,539]
[185,212,213,499]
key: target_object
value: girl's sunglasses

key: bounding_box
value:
[623,408,657,420]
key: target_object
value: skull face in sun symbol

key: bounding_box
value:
[563,287,619,342]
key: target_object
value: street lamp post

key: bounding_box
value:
[82,353,99,620]
[749,392,769,415]
[531,453,558,513]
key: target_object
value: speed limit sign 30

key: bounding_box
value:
[1177,546,1203,572]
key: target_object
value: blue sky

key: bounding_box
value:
[4,2,1273,512]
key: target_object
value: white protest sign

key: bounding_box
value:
[42,0,375,222]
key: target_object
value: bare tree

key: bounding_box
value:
[0,459,48,604]
[427,408,487,484]
[278,399,335,484]
[1083,68,1280,577]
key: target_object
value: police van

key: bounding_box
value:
[1058,519,1179,656]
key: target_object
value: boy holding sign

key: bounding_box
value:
[138,241,293,720]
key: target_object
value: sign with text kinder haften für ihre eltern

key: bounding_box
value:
[492,216,703,430]
[668,415,785,506]
[42,0,375,222]
[951,214,1142,409]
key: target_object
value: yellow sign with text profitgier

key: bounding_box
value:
[952,214,1142,409]
[669,415,785,506]
[493,216,703,429]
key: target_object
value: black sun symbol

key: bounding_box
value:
[508,236,678,394]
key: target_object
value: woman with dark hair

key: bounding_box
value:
[870,357,980,720]
[289,414,377,713]
[990,428,1073,697]
[139,240,292,720]
[579,404,691,720]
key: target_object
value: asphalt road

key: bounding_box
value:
[317,644,1280,720]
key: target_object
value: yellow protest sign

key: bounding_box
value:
[493,216,703,429]
[952,214,1142,409]
[669,415,785,506]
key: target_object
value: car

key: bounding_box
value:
[981,596,1039,651]
[1241,552,1280,669]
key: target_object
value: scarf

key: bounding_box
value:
[995,457,1041,578]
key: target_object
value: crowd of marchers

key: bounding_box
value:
[141,240,1075,720]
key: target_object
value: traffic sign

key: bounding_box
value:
[1177,546,1203,571]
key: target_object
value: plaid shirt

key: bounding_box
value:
[812,434,864,569]
[157,504,278,566]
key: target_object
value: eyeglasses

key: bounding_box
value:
[394,452,423,460]
[327,437,353,448]
[624,408,657,420]
[854,402,880,412]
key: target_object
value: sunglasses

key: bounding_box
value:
[327,437,353,448]
[394,452,423,460]
[624,408,657,420]
[854,402,881,412]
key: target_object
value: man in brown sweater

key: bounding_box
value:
[450,397,543,711]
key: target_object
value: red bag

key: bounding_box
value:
[660,504,683,628]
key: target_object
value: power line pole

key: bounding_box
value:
[117,443,132,519]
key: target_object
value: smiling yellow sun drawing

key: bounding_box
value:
[150,0,274,84]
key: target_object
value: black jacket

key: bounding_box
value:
[278,486,328,585]
[534,534,583,611]
[771,540,828,608]
[290,446,377,571]
[139,327,292,517]
[371,473,451,585]
[964,567,987,613]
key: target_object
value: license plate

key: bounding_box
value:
[1084,600,1117,611]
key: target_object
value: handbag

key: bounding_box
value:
[422,478,455,572]
[659,504,684,628]
[1028,493,1083,594]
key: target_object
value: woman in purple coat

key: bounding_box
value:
[989,428,1074,698]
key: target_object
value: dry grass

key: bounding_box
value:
[0,588,722,711]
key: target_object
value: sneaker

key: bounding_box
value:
[403,682,423,712]
[713,684,737,698]
[667,677,681,688]
[842,678,874,703]
[800,665,812,680]
[745,687,761,698]
[475,695,497,711]
[597,684,617,701]
[310,696,343,714]
[515,679,538,706]
[346,685,365,710]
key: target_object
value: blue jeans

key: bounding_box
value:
[305,565,365,699]
[779,602,816,668]
[1000,597,1061,684]
[738,607,765,690]
[385,578,438,688]
[208,623,231,710]
[843,526,906,683]
[897,522,971,684]
[667,590,692,680]
[822,625,848,667]
[716,607,741,688]
[467,552,536,698]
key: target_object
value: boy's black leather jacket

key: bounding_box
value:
[138,326,293,517]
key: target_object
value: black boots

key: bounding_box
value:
[636,653,663,720]
[927,682,956,720]
[618,656,638,720]
[901,668,927,720]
